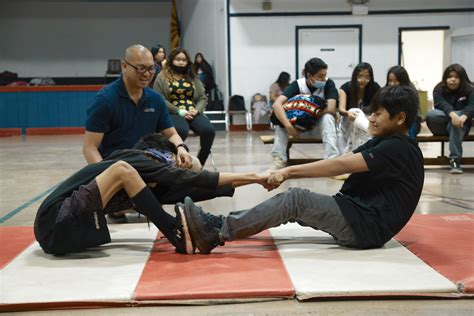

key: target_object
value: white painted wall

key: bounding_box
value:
[228,2,474,107]
[0,2,171,77]
[402,30,445,99]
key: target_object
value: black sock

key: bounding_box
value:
[131,187,178,246]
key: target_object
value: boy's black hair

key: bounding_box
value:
[133,133,177,154]
[303,58,327,77]
[369,85,419,128]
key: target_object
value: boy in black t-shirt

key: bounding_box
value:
[177,85,424,253]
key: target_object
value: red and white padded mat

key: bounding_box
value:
[1,214,472,312]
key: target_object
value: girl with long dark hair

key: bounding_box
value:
[426,63,473,174]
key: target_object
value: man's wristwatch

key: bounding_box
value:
[176,143,189,152]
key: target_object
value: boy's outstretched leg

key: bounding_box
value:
[96,160,194,254]
[175,197,224,254]
[177,188,357,254]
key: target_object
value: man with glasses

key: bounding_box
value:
[83,44,192,222]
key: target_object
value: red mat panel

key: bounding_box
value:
[134,231,294,301]
[0,226,35,269]
[396,213,474,293]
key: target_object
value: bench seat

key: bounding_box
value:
[260,134,474,166]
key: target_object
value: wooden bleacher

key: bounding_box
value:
[260,134,474,166]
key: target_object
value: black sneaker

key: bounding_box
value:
[179,197,224,254]
[449,159,463,174]
[173,203,195,255]
[107,212,128,224]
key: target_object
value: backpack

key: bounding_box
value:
[270,94,326,132]
[206,87,224,111]
[251,93,270,124]
[228,95,246,111]
[0,71,18,86]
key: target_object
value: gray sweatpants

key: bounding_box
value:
[220,187,358,247]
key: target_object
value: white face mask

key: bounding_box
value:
[313,80,326,89]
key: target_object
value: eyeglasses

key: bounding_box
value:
[124,60,156,74]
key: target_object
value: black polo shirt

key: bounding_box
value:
[86,77,173,158]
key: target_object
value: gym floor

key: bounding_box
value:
[1,127,473,315]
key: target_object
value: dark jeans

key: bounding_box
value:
[171,113,215,166]
[221,187,358,248]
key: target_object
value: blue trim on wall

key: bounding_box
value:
[398,26,450,65]
[295,25,362,78]
[0,90,97,129]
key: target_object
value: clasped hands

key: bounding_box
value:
[256,169,287,191]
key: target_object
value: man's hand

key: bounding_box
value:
[176,147,192,168]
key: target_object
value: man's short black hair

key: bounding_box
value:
[370,85,419,128]
[303,58,327,77]
[133,133,177,154]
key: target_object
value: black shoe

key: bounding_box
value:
[173,203,195,255]
[449,159,463,174]
[107,212,128,224]
[179,197,224,254]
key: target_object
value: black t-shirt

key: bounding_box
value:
[333,135,424,249]
[283,78,338,101]
[340,81,380,113]
[34,149,219,242]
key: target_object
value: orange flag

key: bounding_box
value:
[170,0,180,50]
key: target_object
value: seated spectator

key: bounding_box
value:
[149,44,167,87]
[385,66,421,139]
[425,64,473,174]
[269,72,291,106]
[193,52,216,95]
[337,62,380,154]
[270,58,339,170]
[154,48,215,167]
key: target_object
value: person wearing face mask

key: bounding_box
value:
[270,57,339,169]
[154,48,215,168]
[425,63,474,174]
[337,62,380,154]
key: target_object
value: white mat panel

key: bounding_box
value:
[0,223,157,304]
[270,223,457,300]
